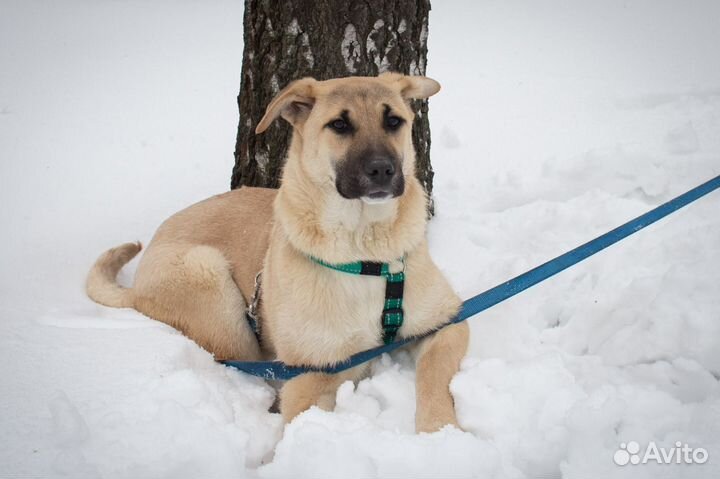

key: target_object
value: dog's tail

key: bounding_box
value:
[86,241,142,308]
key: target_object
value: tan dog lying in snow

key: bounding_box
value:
[86,73,468,433]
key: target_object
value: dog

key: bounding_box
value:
[86,72,469,433]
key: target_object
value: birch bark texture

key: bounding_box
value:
[231,0,435,203]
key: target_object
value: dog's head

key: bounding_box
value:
[255,73,440,204]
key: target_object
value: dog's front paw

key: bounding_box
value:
[415,409,462,433]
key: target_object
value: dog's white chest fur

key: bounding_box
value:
[262,239,461,366]
[297,271,387,361]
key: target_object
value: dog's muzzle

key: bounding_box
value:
[335,152,405,201]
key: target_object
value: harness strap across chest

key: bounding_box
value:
[245,257,406,346]
[310,256,405,345]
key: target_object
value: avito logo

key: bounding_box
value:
[614,441,708,466]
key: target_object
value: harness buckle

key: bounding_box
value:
[381,308,403,344]
[382,308,404,327]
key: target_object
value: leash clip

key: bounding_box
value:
[245,272,262,336]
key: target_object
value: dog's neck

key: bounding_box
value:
[274,150,428,264]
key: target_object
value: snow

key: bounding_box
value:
[1,1,719,478]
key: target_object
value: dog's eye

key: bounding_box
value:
[328,118,351,134]
[385,115,405,131]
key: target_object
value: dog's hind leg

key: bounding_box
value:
[134,245,262,361]
[414,321,469,433]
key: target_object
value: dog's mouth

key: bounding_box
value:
[335,175,405,202]
[335,165,405,202]
[334,148,405,202]
[361,191,393,204]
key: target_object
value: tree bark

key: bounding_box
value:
[231,0,435,207]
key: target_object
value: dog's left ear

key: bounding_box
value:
[255,78,317,134]
[380,72,441,99]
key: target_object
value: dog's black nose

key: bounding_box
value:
[363,157,395,186]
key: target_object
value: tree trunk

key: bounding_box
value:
[231,0,435,208]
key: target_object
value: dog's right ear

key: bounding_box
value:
[255,78,317,134]
[379,72,441,100]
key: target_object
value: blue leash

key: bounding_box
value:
[222,174,720,380]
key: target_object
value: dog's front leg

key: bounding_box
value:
[414,321,469,433]
[279,366,366,423]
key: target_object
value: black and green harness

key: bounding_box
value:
[246,256,405,345]
[310,256,405,344]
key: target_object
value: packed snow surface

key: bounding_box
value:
[1,1,719,478]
